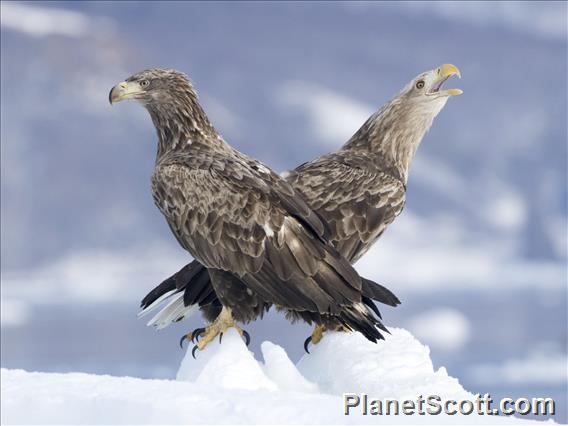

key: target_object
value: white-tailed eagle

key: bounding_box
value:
[137,64,462,352]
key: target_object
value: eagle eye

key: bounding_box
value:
[140,79,150,88]
[415,80,425,89]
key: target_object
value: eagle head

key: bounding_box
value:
[398,63,462,115]
[109,68,196,106]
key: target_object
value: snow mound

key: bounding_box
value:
[1,328,547,424]
[297,328,469,400]
[177,328,277,390]
[176,329,319,395]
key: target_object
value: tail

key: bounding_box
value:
[255,238,397,343]
[138,260,214,328]
[331,273,399,342]
[352,277,401,340]
[139,261,400,335]
[340,301,390,342]
[335,279,399,342]
[361,277,401,307]
[327,257,395,343]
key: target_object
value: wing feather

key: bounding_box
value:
[151,149,363,316]
[288,150,406,262]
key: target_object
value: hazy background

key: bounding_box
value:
[1,1,566,422]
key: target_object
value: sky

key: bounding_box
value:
[1,1,567,423]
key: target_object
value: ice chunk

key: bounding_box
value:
[297,328,470,400]
[261,341,319,393]
[177,328,276,391]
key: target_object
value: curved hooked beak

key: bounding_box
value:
[428,63,463,97]
[109,81,144,105]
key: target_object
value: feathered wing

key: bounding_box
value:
[287,150,407,263]
[151,149,384,339]
[140,150,403,327]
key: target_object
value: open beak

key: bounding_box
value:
[428,63,463,97]
[109,81,143,105]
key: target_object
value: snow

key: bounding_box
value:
[1,328,549,424]
[296,328,469,401]
[176,329,277,391]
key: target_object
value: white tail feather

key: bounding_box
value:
[146,292,197,329]
[137,288,179,319]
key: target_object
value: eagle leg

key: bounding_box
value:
[303,323,352,353]
[303,324,325,354]
[187,307,251,357]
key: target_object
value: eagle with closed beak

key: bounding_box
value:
[110,68,406,356]
[135,64,462,352]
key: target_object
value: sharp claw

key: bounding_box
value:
[179,334,189,349]
[219,332,223,343]
[303,336,312,354]
[191,327,206,343]
[242,330,251,346]
[191,345,199,359]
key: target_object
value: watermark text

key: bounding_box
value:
[343,393,555,417]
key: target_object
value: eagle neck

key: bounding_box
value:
[146,99,229,159]
[342,99,434,184]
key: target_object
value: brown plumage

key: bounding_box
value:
[139,64,461,333]
[110,68,390,343]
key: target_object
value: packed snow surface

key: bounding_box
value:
[1,328,548,424]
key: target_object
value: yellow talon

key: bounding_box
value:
[312,323,350,344]
[190,307,251,354]
[304,323,353,353]
[310,324,325,344]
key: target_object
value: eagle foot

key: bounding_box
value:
[303,324,351,353]
[303,324,326,354]
[179,327,206,349]
[181,307,250,358]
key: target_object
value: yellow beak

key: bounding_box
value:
[438,63,461,79]
[435,63,463,96]
[109,81,143,104]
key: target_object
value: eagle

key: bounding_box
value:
[137,64,462,352]
[110,68,404,355]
